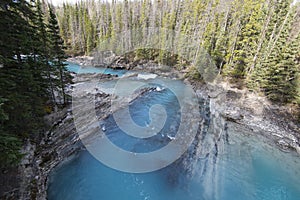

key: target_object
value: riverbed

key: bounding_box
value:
[47,62,300,200]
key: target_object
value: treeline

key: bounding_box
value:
[57,0,300,106]
[0,0,70,167]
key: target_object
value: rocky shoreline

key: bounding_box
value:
[102,55,300,154]
[2,72,165,199]
[10,75,116,200]
[1,56,299,199]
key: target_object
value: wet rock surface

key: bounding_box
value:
[2,58,299,199]
[0,75,116,199]
[2,74,161,199]
[15,94,112,200]
[123,60,299,155]
[196,83,300,154]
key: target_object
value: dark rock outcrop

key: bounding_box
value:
[2,58,299,199]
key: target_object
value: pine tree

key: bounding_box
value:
[224,0,264,80]
[53,0,300,108]
[0,98,22,167]
[261,6,299,103]
[0,97,22,168]
[0,0,51,166]
[47,5,70,106]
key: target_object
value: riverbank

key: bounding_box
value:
[75,54,299,153]
[1,58,299,199]
[110,55,300,153]
[1,72,168,199]
[67,55,300,152]
[0,73,117,199]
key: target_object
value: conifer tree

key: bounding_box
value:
[0,98,22,167]
[54,0,300,107]
[262,29,300,103]
[47,5,70,106]
[0,0,49,166]
[258,2,298,103]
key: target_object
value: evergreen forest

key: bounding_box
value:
[0,0,300,168]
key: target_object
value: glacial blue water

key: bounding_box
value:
[48,65,300,200]
[102,87,181,153]
[48,143,300,200]
[48,90,300,200]
[66,62,127,76]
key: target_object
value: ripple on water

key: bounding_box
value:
[48,65,300,200]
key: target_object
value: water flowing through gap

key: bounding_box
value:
[48,63,300,200]
[66,62,127,76]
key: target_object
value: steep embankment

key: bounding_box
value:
[1,74,115,199]
[2,57,299,199]
[69,55,300,153]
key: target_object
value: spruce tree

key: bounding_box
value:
[0,97,22,167]
[0,0,51,166]
[35,0,57,105]
[47,5,70,106]
[261,6,299,103]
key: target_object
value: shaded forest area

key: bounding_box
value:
[57,0,300,107]
[0,0,70,168]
